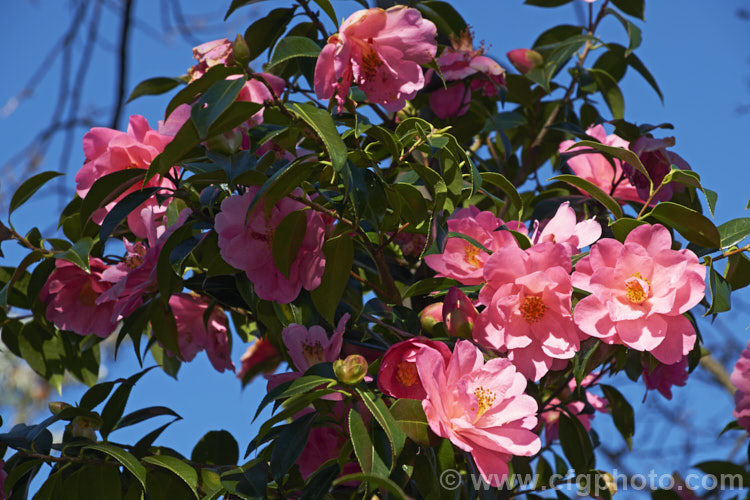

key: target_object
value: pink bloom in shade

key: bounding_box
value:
[157,104,192,137]
[168,293,234,373]
[188,38,234,82]
[559,125,642,204]
[436,32,505,97]
[642,355,689,400]
[530,201,601,256]
[474,243,582,381]
[234,73,286,128]
[391,231,427,258]
[572,224,706,364]
[429,83,471,119]
[314,6,437,112]
[283,314,350,373]
[377,337,452,400]
[237,338,283,384]
[506,49,542,75]
[39,258,118,337]
[424,206,519,286]
[214,187,326,304]
[730,340,750,433]
[443,287,478,338]
[74,115,179,239]
[622,135,692,203]
[0,460,7,500]
[417,340,541,486]
[541,373,608,444]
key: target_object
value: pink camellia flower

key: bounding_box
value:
[572,224,706,364]
[40,258,119,337]
[378,337,452,400]
[642,355,689,400]
[443,287,478,338]
[429,83,472,119]
[541,373,608,444]
[237,338,283,384]
[214,187,327,304]
[283,314,350,373]
[419,302,444,334]
[233,73,286,128]
[506,48,542,75]
[417,340,541,486]
[622,135,692,203]
[169,293,234,373]
[559,125,641,204]
[188,38,234,82]
[424,206,518,286]
[530,201,601,256]
[475,242,581,381]
[731,340,750,433]
[314,6,437,112]
[75,115,178,239]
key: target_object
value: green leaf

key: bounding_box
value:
[301,463,340,500]
[244,8,297,62]
[128,77,182,103]
[611,0,645,20]
[693,461,750,488]
[525,0,574,5]
[116,406,181,431]
[725,253,750,291]
[146,119,202,182]
[254,374,337,419]
[600,384,634,449]
[191,77,246,139]
[549,174,623,219]
[312,0,338,27]
[142,455,199,499]
[644,202,721,249]
[100,367,155,438]
[291,102,347,171]
[349,409,390,477]
[402,277,458,299]
[573,340,599,387]
[224,0,265,20]
[9,171,64,218]
[166,65,242,118]
[268,36,322,68]
[609,217,647,242]
[703,188,718,218]
[718,218,750,249]
[558,413,594,473]
[80,381,116,410]
[99,187,161,245]
[332,473,409,500]
[626,51,664,102]
[355,388,406,467]
[86,443,147,491]
[55,237,93,272]
[565,140,650,188]
[270,412,315,481]
[706,264,732,315]
[389,399,430,446]
[191,430,239,466]
[79,169,148,226]
[76,464,123,500]
[311,234,354,323]
[3,459,43,496]
[480,172,524,218]
[588,68,625,119]
[272,210,308,279]
[416,1,468,37]
[606,8,642,55]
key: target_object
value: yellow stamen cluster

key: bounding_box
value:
[473,386,496,419]
[464,245,482,268]
[395,361,419,387]
[302,341,326,365]
[520,296,547,323]
[625,272,650,304]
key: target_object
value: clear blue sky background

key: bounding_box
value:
[1,0,750,497]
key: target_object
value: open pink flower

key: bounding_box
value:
[75,115,178,239]
[283,314,350,373]
[622,135,692,203]
[215,187,327,304]
[188,38,234,82]
[429,83,471,119]
[314,6,437,111]
[237,338,283,384]
[417,340,540,486]
[731,340,750,433]
[475,242,581,381]
[378,337,452,399]
[40,258,119,337]
[541,373,608,444]
[530,201,601,256]
[572,224,706,364]
[559,125,641,204]
[424,206,518,285]
[642,355,689,400]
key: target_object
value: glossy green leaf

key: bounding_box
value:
[706,265,732,316]
[271,210,308,279]
[644,202,721,249]
[312,0,338,27]
[80,381,116,410]
[402,277,458,299]
[606,8,642,55]
[416,1,468,37]
[79,169,147,225]
[626,51,663,102]
[54,237,93,272]
[128,77,182,103]
[116,406,181,431]
[355,388,406,467]
[549,174,623,219]
[611,0,645,20]
[311,234,354,323]
[717,217,750,249]
[76,464,123,500]
[86,443,147,490]
[389,399,430,446]
[244,8,296,62]
[481,172,524,218]
[224,0,266,20]
[589,68,625,119]
[192,430,239,466]
[166,65,242,118]
[558,413,594,473]
[270,412,315,481]
[600,384,634,449]
[143,455,199,499]
[609,217,647,242]
[725,253,750,291]
[349,408,389,477]
[332,473,409,500]
[268,36,321,68]
[565,140,650,187]
[291,102,347,171]
[99,187,161,245]
[191,77,246,139]
[9,171,64,218]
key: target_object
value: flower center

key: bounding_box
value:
[77,280,99,307]
[125,243,148,269]
[395,361,419,387]
[302,340,326,366]
[360,45,384,79]
[464,245,482,268]
[625,272,651,304]
[520,296,547,323]
[473,386,496,419]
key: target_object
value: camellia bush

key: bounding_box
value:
[2,0,750,498]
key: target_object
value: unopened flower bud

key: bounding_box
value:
[442,287,478,338]
[506,48,543,75]
[48,402,72,415]
[334,355,368,385]
[233,34,251,65]
[419,302,444,334]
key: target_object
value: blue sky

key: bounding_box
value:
[2,0,750,497]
